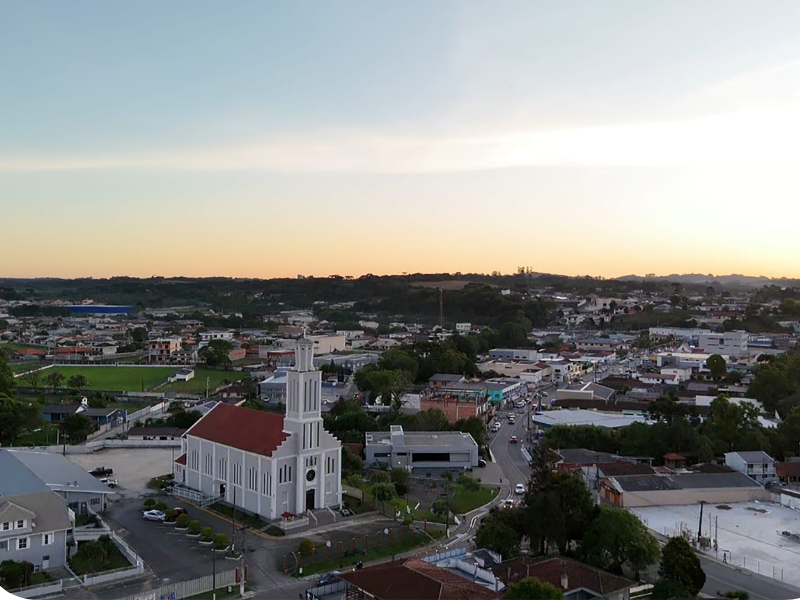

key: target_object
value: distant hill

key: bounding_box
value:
[615,273,800,289]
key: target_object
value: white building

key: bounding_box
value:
[175,339,342,519]
[364,425,479,473]
[698,331,748,357]
[724,451,777,484]
[199,330,235,342]
[455,322,471,335]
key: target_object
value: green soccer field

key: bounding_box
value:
[158,367,248,394]
[44,366,178,392]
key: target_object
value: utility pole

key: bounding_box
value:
[240,525,246,596]
[438,288,444,329]
[231,486,237,554]
[697,501,705,543]
[211,545,217,600]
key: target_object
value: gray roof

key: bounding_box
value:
[0,491,72,533]
[613,472,760,492]
[726,450,774,463]
[554,448,626,465]
[40,404,80,415]
[583,382,616,401]
[428,374,465,382]
[7,450,113,495]
[366,431,478,449]
[0,452,50,496]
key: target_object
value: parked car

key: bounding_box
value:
[515,483,525,495]
[99,478,118,488]
[90,466,113,477]
[508,436,518,444]
[142,510,166,522]
[317,571,341,586]
[173,507,188,516]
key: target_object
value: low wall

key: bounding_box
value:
[18,437,180,455]
[9,579,64,598]
[83,563,144,587]
[112,569,239,600]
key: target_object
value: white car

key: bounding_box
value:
[142,510,166,522]
[99,477,118,488]
[515,483,525,495]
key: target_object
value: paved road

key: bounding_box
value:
[701,555,800,600]
[488,406,533,490]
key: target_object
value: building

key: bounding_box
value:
[0,491,72,575]
[724,451,777,484]
[148,337,182,363]
[533,409,647,430]
[40,402,125,426]
[365,425,479,473]
[488,348,540,362]
[492,556,635,600]
[1,450,114,514]
[200,330,235,342]
[599,471,768,508]
[175,339,342,519]
[339,557,498,600]
[428,374,467,387]
[776,461,800,484]
[455,322,472,335]
[126,426,186,440]
[168,368,195,383]
[279,334,346,355]
[698,331,748,357]
[555,382,616,404]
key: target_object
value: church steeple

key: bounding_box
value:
[284,338,322,450]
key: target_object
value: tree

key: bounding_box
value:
[0,560,34,589]
[707,354,727,381]
[659,536,706,596]
[88,393,108,409]
[44,371,65,393]
[431,498,449,517]
[0,396,42,445]
[67,374,89,392]
[582,507,660,575]
[504,577,563,600]
[0,349,15,397]
[651,577,689,600]
[22,369,42,392]
[499,322,528,347]
[298,538,314,553]
[391,467,410,496]
[198,339,233,367]
[371,482,396,502]
[60,413,95,443]
[474,507,523,559]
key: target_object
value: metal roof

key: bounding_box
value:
[7,450,114,495]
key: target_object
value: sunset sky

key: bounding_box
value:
[2,1,800,279]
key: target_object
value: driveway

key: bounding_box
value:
[68,448,175,500]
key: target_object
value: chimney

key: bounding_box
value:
[561,573,569,590]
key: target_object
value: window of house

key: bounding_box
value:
[747,463,754,470]
[90,498,100,505]
[17,537,28,550]
[2,522,9,531]
[16,520,25,529]
[42,533,52,546]
[0,540,8,551]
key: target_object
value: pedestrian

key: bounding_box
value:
[723,552,727,564]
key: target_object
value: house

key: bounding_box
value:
[168,368,195,383]
[455,322,471,335]
[724,451,777,484]
[420,390,489,423]
[40,403,125,426]
[492,556,636,600]
[365,425,479,473]
[663,453,688,469]
[0,450,114,513]
[698,331,748,357]
[636,373,679,386]
[199,330,235,342]
[488,348,540,362]
[339,557,498,600]
[148,337,182,363]
[174,339,342,519]
[0,491,72,575]
[599,472,768,507]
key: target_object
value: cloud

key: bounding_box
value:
[1,105,798,174]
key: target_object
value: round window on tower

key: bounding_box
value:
[306,469,316,482]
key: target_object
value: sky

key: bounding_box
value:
[2,0,800,279]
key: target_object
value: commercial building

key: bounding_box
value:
[724,450,777,484]
[488,348,541,362]
[148,337,182,363]
[698,331,749,357]
[175,339,342,519]
[365,425,479,472]
[599,471,768,508]
[533,409,647,430]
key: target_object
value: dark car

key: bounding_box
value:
[90,466,113,477]
[317,571,341,586]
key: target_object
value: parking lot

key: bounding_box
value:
[68,448,174,500]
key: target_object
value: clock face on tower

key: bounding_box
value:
[306,469,316,482]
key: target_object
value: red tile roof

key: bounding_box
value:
[493,556,634,596]
[174,453,187,465]
[340,558,498,600]
[663,453,687,461]
[185,403,289,457]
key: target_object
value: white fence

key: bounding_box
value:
[127,401,168,422]
[8,579,64,598]
[83,563,145,587]
[112,569,239,600]
[17,437,179,455]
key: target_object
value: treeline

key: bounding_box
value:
[545,395,800,462]
[748,347,800,415]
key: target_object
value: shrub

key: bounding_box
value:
[143,498,156,509]
[457,474,480,491]
[175,514,189,528]
[432,498,449,516]
[154,502,167,511]
[201,527,214,541]
[298,538,315,553]
[188,520,201,534]
[0,560,34,589]
[391,467,410,496]
[345,474,363,487]
[165,509,176,522]
[213,534,229,550]
[265,525,285,537]
[402,516,413,527]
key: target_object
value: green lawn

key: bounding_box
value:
[10,362,41,373]
[296,528,442,576]
[14,422,62,446]
[45,366,178,392]
[449,485,498,515]
[159,367,247,394]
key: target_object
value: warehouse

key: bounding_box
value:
[365,425,479,473]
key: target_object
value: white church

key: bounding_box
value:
[174,338,342,518]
